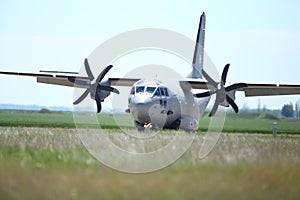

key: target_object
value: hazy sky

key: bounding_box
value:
[0,0,300,110]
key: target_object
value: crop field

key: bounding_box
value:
[0,110,300,199]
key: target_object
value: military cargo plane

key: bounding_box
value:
[1,12,300,131]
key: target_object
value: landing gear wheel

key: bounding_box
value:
[134,120,145,132]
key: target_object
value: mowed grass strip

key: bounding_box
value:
[0,110,122,129]
[0,110,75,128]
[0,109,299,134]
[199,112,300,134]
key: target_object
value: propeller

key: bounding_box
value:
[194,64,247,117]
[69,58,119,113]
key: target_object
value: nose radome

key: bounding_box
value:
[130,95,154,124]
[134,93,152,104]
[132,105,150,124]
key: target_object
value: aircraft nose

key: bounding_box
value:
[134,102,143,108]
[133,103,151,121]
[131,93,152,106]
[130,95,152,123]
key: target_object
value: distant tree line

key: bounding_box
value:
[281,103,294,118]
[39,108,52,114]
[240,99,300,119]
[280,101,300,118]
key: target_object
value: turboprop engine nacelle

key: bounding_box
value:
[180,115,199,132]
[220,90,236,107]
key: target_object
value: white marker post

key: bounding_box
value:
[273,122,277,137]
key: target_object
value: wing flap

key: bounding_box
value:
[37,76,75,87]
[36,76,90,88]
[183,80,212,89]
[109,78,140,86]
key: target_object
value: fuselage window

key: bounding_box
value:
[136,86,145,93]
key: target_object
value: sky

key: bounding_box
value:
[0,0,300,110]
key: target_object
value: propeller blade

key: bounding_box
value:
[95,93,102,113]
[95,65,114,84]
[226,95,239,113]
[73,89,90,104]
[209,99,219,117]
[194,91,215,98]
[202,69,218,88]
[221,64,230,85]
[98,85,120,94]
[84,58,94,81]
[225,83,248,92]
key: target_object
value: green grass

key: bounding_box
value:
[0,109,299,134]
[0,110,299,199]
[199,112,300,134]
[0,110,122,129]
[1,128,299,199]
[0,110,75,128]
[2,155,299,200]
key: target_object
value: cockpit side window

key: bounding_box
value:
[159,87,165,96]
[136,86,145,93]
[159,87,169,97]
[130,87,135,95]
[163,88,169,96]
[153,88,161,96]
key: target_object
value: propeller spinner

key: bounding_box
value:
[69,58,119,113]
[194,64,247,117]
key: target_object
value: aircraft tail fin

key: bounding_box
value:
[187,12,206,79]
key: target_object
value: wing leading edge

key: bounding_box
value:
[0,71,89,87]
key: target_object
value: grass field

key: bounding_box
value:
[0,109,299,134]
[0,110,300,199]
[0,127,299,199]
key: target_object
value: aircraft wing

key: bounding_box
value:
[237,83,300,97]
[2,71,300,96]
[108,78,140,86]
[0,71,90,88]
[38,76,139,88]
[186,80,211,89]
[187,79,300,96]
[0,71,139,88]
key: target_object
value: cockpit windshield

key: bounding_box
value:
[134,86,157,94]
[131,86,169,97]
[146,87,156,94]
[136,86,145,93]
